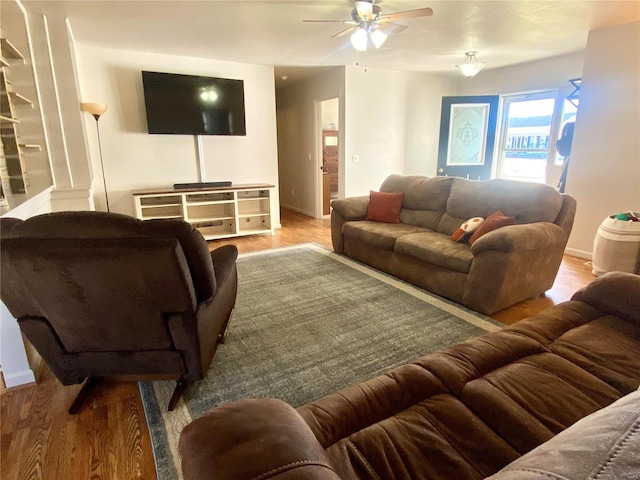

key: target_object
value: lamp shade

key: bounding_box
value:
[350,28,368,52]
[81,103,108,117]
[455,51,485,78]
[370,29,388,49]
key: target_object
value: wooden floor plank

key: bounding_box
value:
[0,208,596,479]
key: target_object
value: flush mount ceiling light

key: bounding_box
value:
[456,51,486,78]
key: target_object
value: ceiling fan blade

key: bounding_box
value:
[303,19,353,23]
[378,22,408,34]
[355,1,374,20]
[378,7,433,23]
[332,25,358,38]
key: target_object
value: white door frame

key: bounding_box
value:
[314,96,342,219]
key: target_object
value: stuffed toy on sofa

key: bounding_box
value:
[452,216,484,242]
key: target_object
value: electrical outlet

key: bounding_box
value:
[352,154,360,163]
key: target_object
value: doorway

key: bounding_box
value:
[319,98,339,216]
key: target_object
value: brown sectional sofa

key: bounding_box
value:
[178,272,640,479]
[331,175,577,314]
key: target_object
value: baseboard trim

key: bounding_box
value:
[565,247,592,260]
[2,369,36,389]
[281,204,315,218]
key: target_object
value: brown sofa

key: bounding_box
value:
[178,272,640,479]
[331,175,577,314]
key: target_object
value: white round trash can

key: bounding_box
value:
[592,214,640,276]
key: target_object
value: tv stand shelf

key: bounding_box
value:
[132,183,275,240]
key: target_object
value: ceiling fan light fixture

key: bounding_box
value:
[456,51,485,78]
[370,28,388,49]
[350,27,369,51]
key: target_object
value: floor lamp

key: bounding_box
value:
[81,102,110,211]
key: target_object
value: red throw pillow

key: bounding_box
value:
[469,210,516,245]
[365,191,404,223]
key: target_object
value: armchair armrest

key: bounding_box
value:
[572,271,640,324]
[470,223,566,255]
[210,244,238,287]
[330,196,369,221]
[178,398,341,480]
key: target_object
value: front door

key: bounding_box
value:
[436,95,499,180]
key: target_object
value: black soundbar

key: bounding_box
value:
[173,181,232,189]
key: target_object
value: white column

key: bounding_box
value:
[26,11,94,211]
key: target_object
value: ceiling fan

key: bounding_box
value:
[304,1,433,51]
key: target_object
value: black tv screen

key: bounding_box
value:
[142,71,246,136]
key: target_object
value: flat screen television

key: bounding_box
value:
[142,71,246,136]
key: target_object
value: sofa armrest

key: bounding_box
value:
[470,223,566,255]
[178,398,341,480]
[330,196,369,221]
[572,271,640,324]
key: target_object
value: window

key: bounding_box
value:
[496,89,576,185]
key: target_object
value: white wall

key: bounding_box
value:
[404,73,458,176]
[344,67,456,196]
[321,97,339,130]
[75,45,280,225]
[566,21,640,257]
[276,67,345,216]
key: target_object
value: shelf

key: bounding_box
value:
[141,214,183,220]
[141,202,182,209]
[1,39,25,61]
[186,192,234,203]
[185,199,235,207]
[19,144,41,153]
[237,190,270,201]
[188,215,235,223]
[0,115,19,124]
[238,212,269,218]
[9,92,32,106]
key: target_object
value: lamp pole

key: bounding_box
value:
[92,115,109,211]
[81,103,109,211]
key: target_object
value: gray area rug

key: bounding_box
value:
[140,243,502,479]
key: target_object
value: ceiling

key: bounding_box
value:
[19,1,640,86]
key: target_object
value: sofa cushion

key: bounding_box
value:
[395,231,474,273]
[364,191,404,223]
[417,327,624,455]
[380,175,454,230]
[325,394,521,480]
[437,178,564,235]
[342,221,426,250]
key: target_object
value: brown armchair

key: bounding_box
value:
[0,211,238,413]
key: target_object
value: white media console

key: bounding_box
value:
[132,183,275,240]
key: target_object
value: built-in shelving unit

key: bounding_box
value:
[132,184,275,240]
[1,35,38,205]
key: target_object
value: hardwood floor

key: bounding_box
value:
[0,208,595,480]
